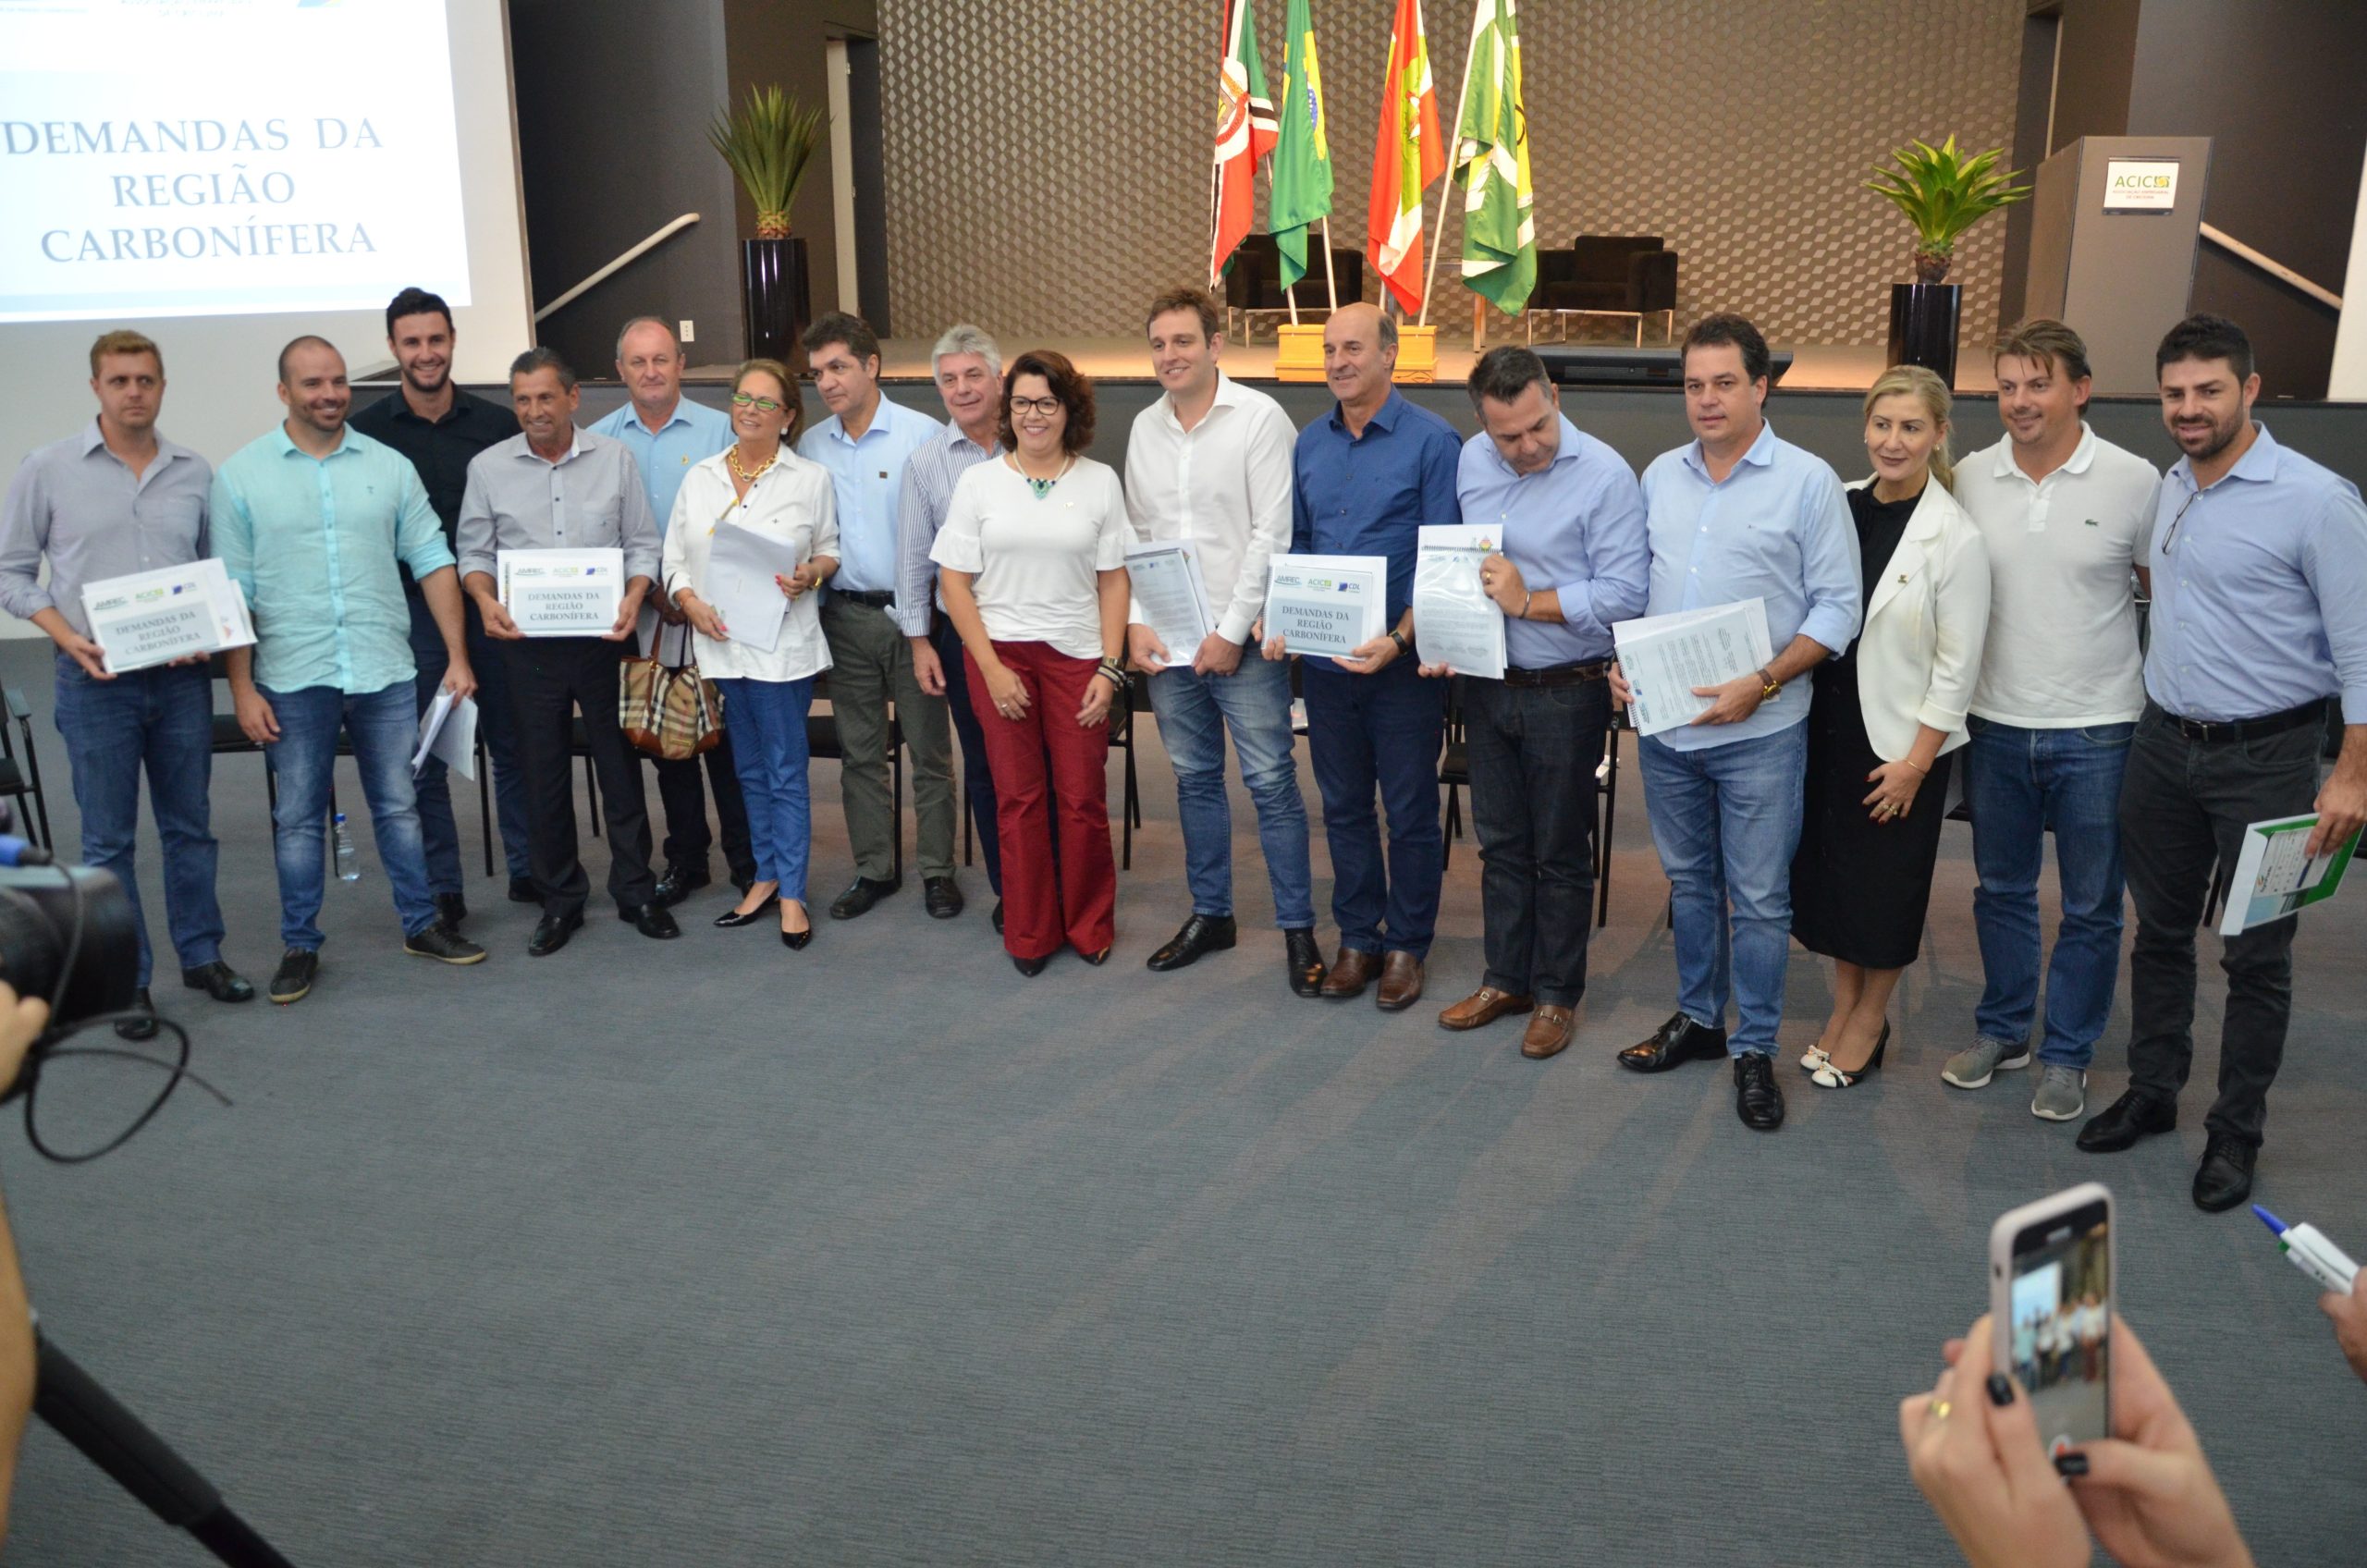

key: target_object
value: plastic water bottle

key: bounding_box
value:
[333,813,360,881]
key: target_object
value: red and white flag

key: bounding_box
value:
[1209,0,1279,286]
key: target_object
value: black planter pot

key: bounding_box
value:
[742,237,811,362]
[1887,282,1962,386]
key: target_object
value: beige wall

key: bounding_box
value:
[879,0,2023,345]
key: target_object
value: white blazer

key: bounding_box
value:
[1845,476,1992,761]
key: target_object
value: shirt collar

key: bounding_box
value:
[942,419,998,458]
[826,394,902,446]
[624,400,690,437]
[271,423,353,460]
[80,418,191,469]
[1484,415,1588,480]
[1331,387,1404,435]
[2171,422,2279,492]
[1987,423,2099,484]
[1681,417,1776,478]
[513,428,583,465]
[1158,372,1245,434]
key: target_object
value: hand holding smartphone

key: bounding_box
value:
[1990,1182,2114,1458]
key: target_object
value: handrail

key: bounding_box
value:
[2199,223,2341,311]
[533,213,702,324]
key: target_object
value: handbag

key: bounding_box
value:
[619,629,724,759]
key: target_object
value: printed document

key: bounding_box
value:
[1412,526,1506,680]
[1264,553,1387,661]
[1612,598,1774,736]
[1125,540,1215,666]
[499,547,625,636]
[2218,813,2358,935]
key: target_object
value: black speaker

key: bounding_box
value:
[1534,346,1793,388]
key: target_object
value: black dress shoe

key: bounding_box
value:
[1284,927,1326,998]
[619,901,681,938]
[115,987,158,1041]
[528,911,583,956]
[992,899,1004,934]
[1080,945,1112,965]
[653,862,711,908]
[434,890,468,929]
[1012,952,1049,976]
[924,876,963,919]
[507,876,540,905]
[2076,1089,2177,1153]
[714,893,780,928]
[1618,1012,1729,1073]
[829,876,902,920]
[2192,1135,2258,1212]
[1147,913,1237,972]
[180,961,255,1003]
[1734,1053,1785,1131]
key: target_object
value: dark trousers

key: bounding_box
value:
[936,613,1001,893]
[500,637,657,917]
[2119,704,2323,1146]
[652,739,757,887]
[1466,674,1609,1007]
[1302,657,1447,959]
[410,595,530,889]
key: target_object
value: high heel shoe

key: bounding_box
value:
[1810,1022,1891,1089]
[1012,952,1050,976]
[779,901,812,949]
[1800,1043,1834,1073]
[715,893,779,928]
[1079,945,1112,966]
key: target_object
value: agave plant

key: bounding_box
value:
[1866,135,2031,285]
[707,85,826,239]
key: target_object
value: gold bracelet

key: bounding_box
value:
[1904,758,1930,776]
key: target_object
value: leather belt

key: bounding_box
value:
[1498,660,1612,689]
[2149,697,2327,744]
[832,588,896,610]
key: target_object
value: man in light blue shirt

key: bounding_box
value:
[587,316,752,905]
[2081,313,2367,1212]
[797,312,956,919]
[214,336,488,1002]
[1611,314,1859,1132]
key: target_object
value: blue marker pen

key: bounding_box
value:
[2251,1205,2361,1293]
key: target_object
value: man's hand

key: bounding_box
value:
[1192,631,1243,678]
[443,657,479,703]
[2324,1270,2367,1386]
[1687,671,1767,727]
[235,685,279,744]
[1478,552,1528,616]
[1609,661,1633,707]
[1254,618,1288,662]
[56,630,112,680]
[1416,661,1455,679]
[911,637,946,696]
[1127,622,1170,674]
[605,583,645,642]
[1333,632,1400,677]
[2307,766,2365,857]
[476,595,524,641]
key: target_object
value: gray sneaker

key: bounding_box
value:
[2030,1064,2088,1121]
[1941,1036,2032,1089]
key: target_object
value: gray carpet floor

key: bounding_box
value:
[0,638,2360,1566]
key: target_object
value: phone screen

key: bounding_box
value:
[2006,1194,2111,1452]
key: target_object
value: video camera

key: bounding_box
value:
[0,800,141,1101]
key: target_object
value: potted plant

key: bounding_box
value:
[1866,135,2030,385]
[708,85,826,360]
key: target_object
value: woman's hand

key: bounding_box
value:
[1077,671,1116,728]
[983,660,1028,722]
[1899,1314,2092,1568]
[2065,1317,2255,1568]
[778,564,816,600]
[680,592,729,643]
[1863,760,1926,824]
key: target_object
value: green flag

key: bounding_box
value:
[1269,0,1334,293]
[1453,0,1535,313]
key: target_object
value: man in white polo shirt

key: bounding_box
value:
[1944,320,2159,1122]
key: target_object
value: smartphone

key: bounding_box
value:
[1990,1182,2114,1455]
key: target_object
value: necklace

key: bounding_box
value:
[727,443,779,484]
[1016,452,1073,499]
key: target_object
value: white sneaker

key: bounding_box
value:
[2030,1064,2089,1121]
[1941,1037,2032,1089]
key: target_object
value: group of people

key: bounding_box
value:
[4,287,2364,1214]
[2012,1293,2107,1394]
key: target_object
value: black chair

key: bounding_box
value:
[1537,235,1679,317]
[1223,232,1367,312]
[807,678,905,884]
[0,685,54,851]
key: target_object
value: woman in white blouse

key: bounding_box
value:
[929,349,1131,975]
[1796,363,1992,1085]
[662,360,840,948]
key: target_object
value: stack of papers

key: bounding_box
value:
[411,690,480,780]
[1412,525,1506,680]
[1611,598,1775,736]
[80,558,253,674]
[1125,540,1216,666]
[701,521,808,655]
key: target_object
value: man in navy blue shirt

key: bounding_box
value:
[1264,302,1461,1011]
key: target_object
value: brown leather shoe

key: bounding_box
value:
[1521,1005,1576,1060]
[1376,950,1425,1012]
[1319,946,1377,998]
[1438,986,1533,1032]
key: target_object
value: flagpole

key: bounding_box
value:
[1318,216,1339,311]
[1206,154,1223,290]
[1417,0,1487,328]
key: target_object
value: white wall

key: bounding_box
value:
[0,0,533,637]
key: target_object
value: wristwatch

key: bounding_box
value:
[1757,667,1782,701]
[1389,629,1411,657]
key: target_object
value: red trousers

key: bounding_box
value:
[965,642,1115,961]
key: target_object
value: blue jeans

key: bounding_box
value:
[263,680,439,948]
[1967,717,2134,1069]
[52,656,225,986]
[1147,654,1314,929]
[714,676,816,901]
[1638,722,1809,1056]
[1302,658,1446,957]
[410,596,531,889]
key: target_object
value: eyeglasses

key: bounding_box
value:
[1008,396,1064,417]
[2162,489,2201,555]
[730,393,784,413]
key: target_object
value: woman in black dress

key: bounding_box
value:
[1795,365,1992,1087]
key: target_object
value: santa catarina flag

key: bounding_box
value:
[1366,0,1445,315]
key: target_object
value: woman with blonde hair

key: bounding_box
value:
[663,359,840,948]
[1797,363,1992,1086]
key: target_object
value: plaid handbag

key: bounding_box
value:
[619,641,724,760]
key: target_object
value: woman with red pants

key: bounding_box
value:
[930,349,1131,975]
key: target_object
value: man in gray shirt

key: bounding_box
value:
[457,347,673,954]
[0,329,253,1035]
